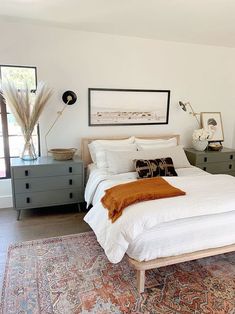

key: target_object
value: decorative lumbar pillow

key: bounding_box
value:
[134,158,178,178]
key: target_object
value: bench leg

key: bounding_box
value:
[137,269,145,293]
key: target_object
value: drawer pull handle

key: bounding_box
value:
[230,155,234,160]
[25,183,29,189]
[25,170,29,176]
[26,197,30,203]
[203,167,207,171]
[204,157,207,162]
[69,179,73,185]
[229,164,232,169]
[69,192,73,199]
[69,167,73,173]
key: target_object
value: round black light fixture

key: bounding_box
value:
[62,90,77,105]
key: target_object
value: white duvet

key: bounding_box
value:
[84,168,235,263]
[85,165,208,206]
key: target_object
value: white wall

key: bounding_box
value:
[0,180,12,208]
[1,19,235,206]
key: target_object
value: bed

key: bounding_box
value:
[81,135,235,293]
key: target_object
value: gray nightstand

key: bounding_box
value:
[11,157,84,220]
[184,147,235,176]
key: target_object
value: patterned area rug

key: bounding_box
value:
[1,231,235,314]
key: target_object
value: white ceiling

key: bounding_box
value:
[1,0,235,47]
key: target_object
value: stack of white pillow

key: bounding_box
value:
[88,136,191,174]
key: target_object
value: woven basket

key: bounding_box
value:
[208,143,223,151]
[48,148,77,161]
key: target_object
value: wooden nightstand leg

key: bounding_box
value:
[77,203,81,212]
[17,210,21,221]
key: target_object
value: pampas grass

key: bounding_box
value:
[1,81,52,157]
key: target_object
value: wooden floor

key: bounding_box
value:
[0,205,91,296]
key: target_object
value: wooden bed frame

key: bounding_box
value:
[128,244,235,293]
[81,135,235,293]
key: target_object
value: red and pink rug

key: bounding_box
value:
[1,231,235,313]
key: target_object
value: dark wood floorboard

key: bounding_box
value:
[0,205,91,296]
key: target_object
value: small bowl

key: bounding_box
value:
[48,148,77,160]
[208,143,223,151]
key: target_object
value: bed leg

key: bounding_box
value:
[137,269,145,293]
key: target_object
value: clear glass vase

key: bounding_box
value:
[21,137,37,161]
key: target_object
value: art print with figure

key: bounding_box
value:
[88,88,170,126]
[201,112,224,142]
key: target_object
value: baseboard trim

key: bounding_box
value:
[0,196,13,208]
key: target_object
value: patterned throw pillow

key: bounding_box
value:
[134,157,178,178]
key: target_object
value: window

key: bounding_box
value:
[0,65,38,179]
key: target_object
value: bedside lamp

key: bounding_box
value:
[179,101,200,126]
[45,90,77,154]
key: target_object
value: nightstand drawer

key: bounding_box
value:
[197,161,235,174]
[196,152,235,164]
[12,163,83,179]
[14,175,83,193]
[15,189,84,209]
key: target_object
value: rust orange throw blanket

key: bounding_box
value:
[101,177,186,223]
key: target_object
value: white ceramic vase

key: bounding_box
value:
[192,140,208,151]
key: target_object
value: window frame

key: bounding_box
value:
[0,64,40,180]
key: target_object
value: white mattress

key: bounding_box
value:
[84,166,235,263]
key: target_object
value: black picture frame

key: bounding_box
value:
[88,88,170,126]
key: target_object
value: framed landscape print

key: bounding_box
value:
[88,88,170,126]
[201,112,224,142]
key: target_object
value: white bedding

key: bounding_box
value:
[84,166,235,263]
[127,210,235,261]
[85,165,208,206]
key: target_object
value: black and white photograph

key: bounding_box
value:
[201,112,224,142]
[88,88,170,126]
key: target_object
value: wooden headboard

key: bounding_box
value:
[81,134,180,167]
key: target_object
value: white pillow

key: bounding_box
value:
[135,137,177,145]
[96,143,137,169]
[88,136,135,163]
[88,143,98,163]
[137,140,177,151]
[106,145,191,174]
